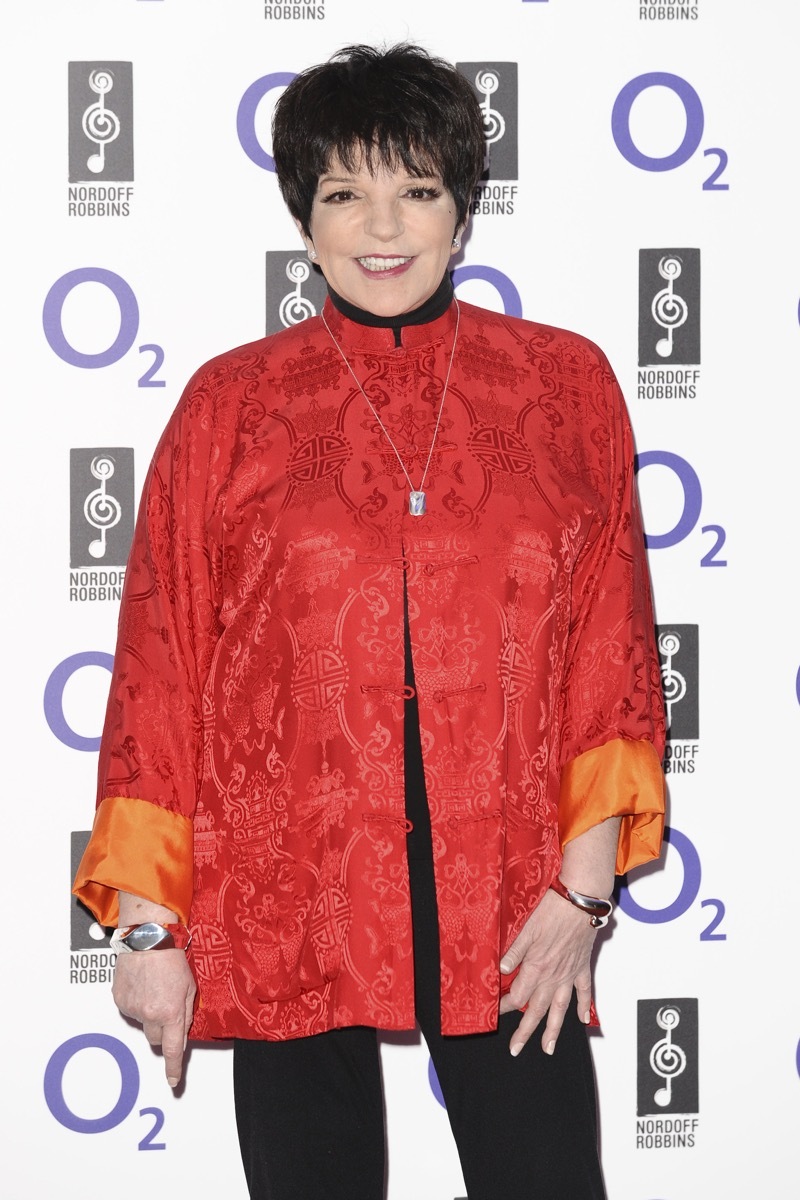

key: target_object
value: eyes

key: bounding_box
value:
[319,184,443,205]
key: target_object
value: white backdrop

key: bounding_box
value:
[4,2,800,1197]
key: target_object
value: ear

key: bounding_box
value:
[450,214,470,256]
[294,216,314,254]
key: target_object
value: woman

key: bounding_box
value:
[75,43,665,1199]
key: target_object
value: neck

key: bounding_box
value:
[326,274,454,347]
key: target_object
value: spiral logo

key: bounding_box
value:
[278,258,316,327]
[656,1005,681,1033]
[476,69,500,96]
[657,630,687,724]
[82,68,120,174]
[476,70,506,146]
[88,69,114,98]
[84,456,122,559]
[657,630,681,658]
[651,256,688,358]
[650,1006,687,1108]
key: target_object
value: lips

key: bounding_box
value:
[356,256,412,272]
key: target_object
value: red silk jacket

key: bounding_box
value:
[74,299,666,1040]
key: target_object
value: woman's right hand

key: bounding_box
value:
[113,891,196,1087]
[113,950,196,1087]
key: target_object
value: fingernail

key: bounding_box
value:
[510,1043,522,1057]
[167,1076,178,1087]
[583,1010,591,1025]
[545,1040,556,1056]
[499,958,511,973]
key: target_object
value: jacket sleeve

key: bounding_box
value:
[557,349,666,874]
[73,373,224,925]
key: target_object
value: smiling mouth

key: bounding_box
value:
[357,256,412,272]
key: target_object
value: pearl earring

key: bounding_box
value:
[308,247,318,261]
[452,237,461,250]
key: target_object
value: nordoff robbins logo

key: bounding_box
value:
[639,248,700,366]
[70,448,134,568]
[636,998,699,1148]
[457,62,518,182]
[265,252,328,335]
[68,63,134,183]
[656,624,698,741]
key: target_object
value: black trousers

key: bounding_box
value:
[233,604,606,1199]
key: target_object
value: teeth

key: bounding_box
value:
[358,257,410,272]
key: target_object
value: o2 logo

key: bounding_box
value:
[42,268,165,387]
[237,72,296,171]
[452,265,522,318]
[44,651,113,752]
[44,1033,165,1148]
[636,450,727,568]
[618,825,727,942]
[612,73,729,192]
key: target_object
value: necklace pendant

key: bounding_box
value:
[409,490,427,517]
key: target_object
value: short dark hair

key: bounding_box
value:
[272,43,485,237]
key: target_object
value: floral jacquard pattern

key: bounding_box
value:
[76,300,665,1040]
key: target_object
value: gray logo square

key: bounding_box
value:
[70,448,134,568]
[457,62,518,181]
[637,998,699,1115]
[639,249,700,366]
[68,62,134,182]
[265,252,328,336]
[656,624,699,741]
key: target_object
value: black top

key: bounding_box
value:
[327,273,454,346]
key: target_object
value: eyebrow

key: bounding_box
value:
[317,172,440,187]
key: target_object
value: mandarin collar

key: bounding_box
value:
[321,279,459,353]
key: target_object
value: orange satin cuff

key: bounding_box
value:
[72,795,194,926]
[559,738,665,875]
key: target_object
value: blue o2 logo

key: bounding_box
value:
[618,825,726,941]
[42,268,165,386]
[612,73,729,191]
[452,265,523,318]
[635,450,727,567]
[237,72,296,171]
[43,651,113,752]
[44,1034,165,1149]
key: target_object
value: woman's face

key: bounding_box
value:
[300,156,462,317]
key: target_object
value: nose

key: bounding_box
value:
[364,198,403,242]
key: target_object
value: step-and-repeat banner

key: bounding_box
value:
[5,2,799,1197]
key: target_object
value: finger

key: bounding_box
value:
[161,1020,187,1088]
[499,925,535,975]
[539,988,571,1055]
[508,999,549,1057]
[575,974,593,1026]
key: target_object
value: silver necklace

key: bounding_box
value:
[320,300,461,516]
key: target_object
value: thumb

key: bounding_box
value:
[499,929,529,975]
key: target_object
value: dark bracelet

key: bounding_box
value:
[549,878,613,928]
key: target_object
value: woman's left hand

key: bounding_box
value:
[497,887,598,1057]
